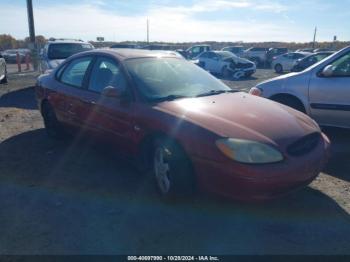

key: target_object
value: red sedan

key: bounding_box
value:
[35,49,330,201]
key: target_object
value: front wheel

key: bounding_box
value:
[153,138,195,198]
[274,64,283,73]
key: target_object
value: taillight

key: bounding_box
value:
[249,87,262,96]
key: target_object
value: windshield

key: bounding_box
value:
[48,43,93,60]
[125,57,232,101]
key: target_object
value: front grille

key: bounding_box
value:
[236,63,253,69]
[287,132,321,157]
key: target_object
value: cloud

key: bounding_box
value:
[0,1,317,42]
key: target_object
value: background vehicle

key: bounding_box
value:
[291,51,334,72]
[271,52,311,73]
[185,45,211,59]
[221,46,244,57]
[2,49,25,63]
[39,38,94,73]
[266,48,288,65]
[0,54,7,84]
[141,44,175,50]
[196,51,256,79]
[110,43,138,49]
[250,46,350,129]
[243,47,269,65]
[35,49,329,201]
[296,48,314,53]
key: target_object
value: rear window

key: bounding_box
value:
[48,43,93,60]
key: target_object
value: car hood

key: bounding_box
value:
[258,72,300,86]
[155,92,320,149]
[48,59,65,69]
[225,56,252,64]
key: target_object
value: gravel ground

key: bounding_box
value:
[0,70,349,255]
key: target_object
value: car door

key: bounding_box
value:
[282,53,296,70]
[53,56,94,130]
[309,50,350,128]
[206,52,220,73]
[79,56,135,152]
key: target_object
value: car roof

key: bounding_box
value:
[47,39,90,44]
[70,48,182,61]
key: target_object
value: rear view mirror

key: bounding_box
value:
[101,86,123,98]
[321,65,334,77]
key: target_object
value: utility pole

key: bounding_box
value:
[312,26,317,49]
[26,0,38,70]
[26,0,36,45]
[147,19,150,44]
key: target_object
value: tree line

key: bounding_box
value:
[1,34,349,52]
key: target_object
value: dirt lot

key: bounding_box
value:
[0,70,350,255]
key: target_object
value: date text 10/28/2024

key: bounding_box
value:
[127,256,219,261]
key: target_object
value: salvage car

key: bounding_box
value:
[250,46,350,129]
[272,52,311,73]
[39,38,94,73]
[36,49,330,201]
[291,51,334,72]
[196,51,256,79]
[0,53,7,84]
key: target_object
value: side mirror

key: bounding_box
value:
[101,86,124,98]
[321,65,334,77]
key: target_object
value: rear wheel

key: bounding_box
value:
[152,138,195,199]
[42,102,65,139]
[274,64,283,73]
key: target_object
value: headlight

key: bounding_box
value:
[249,87,262,96]
[216,138,283,164]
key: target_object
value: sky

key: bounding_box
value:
[0,0,349,43]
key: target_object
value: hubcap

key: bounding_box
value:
[154,147,170,194]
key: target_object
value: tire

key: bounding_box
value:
[274,64,283,74]
[0,75,7,84]
[272,96,306,113]
[42,102,65,139]
[0,66,7,84]
[232,70,245,80]
[221,66,231,78]
[152,137,195,198]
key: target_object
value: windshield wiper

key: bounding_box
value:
[150,94,188,102]
[195,89,237,97]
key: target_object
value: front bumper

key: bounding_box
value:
[191,134,331,201]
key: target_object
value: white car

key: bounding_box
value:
[197,51,256,79]
[271,52,311,73]
[0,53,7,84]
[249,46,350,129]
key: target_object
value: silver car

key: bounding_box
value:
[249,46,350,129]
